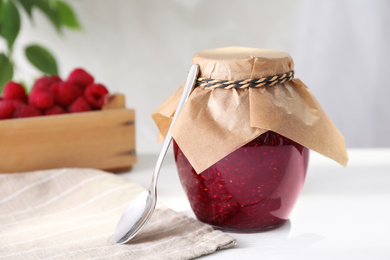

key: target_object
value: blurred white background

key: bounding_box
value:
[12,0,390,154]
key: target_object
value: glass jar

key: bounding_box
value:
[153,47,347,232]
[174,131,309,232]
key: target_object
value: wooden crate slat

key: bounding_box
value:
[0,108,136,173]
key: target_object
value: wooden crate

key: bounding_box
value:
[0,94,136,173]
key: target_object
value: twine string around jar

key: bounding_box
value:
[196,71,294,89]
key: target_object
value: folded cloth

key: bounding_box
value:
[0,168,236,260]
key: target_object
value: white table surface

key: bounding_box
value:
[119,149,390,260]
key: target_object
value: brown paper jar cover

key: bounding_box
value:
[152,47,348,173]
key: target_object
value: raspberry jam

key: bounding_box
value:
[173,131,309,232]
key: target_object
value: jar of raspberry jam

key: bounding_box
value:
[174,131,309,232]
[152,47,348,233]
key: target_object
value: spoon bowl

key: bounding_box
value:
[113,191,153,243]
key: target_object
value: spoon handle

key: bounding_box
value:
[150,64,199,194]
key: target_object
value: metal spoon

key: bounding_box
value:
[113,64,199,244]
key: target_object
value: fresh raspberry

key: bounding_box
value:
[45,105,66,116]
[67,68,94,88]
[32,75,62,93]
[10,99,25,108]
[29,91,55,110]
[84,83,109,109]
[52,82,83,107]
[13,104,42,118]
[0,100,15,119]
[68,96,91,113]
[49,82,59,96]
[49,75,62,82]
[2,81,28,102]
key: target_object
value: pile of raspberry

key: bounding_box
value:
[0,68,109,120]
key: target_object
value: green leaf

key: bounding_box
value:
[56,0,81,29]
[25,44,58,75]
[16,0,35,17]
[34,0,62,33]
[0,1,4,22]
[0,53,13,93]
[1,0,21,50]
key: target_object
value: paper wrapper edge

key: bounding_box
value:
[151,85,183,142]
[152,78,348,173]
[248,78,348,167]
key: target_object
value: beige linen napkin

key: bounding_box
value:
[0,168,235,259]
